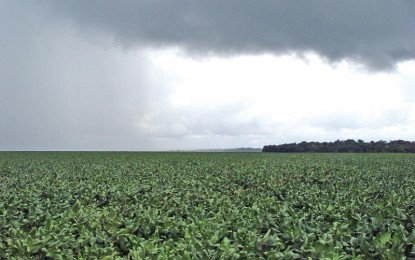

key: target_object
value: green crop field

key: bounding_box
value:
[0,152,414,259]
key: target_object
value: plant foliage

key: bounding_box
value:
[0,152,414,258]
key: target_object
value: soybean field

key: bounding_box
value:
[0,152,414,259]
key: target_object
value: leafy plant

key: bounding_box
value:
[0,152,414,258]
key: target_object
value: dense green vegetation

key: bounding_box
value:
[263,139,415,153]
[1,152,414,259]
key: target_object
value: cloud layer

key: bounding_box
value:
[40,0,415,69]
[1,1,415,150]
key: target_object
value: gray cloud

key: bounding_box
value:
[0,1,160,150]
[135,101,267,139]
[38,0,415,69]
[1,1,415,151]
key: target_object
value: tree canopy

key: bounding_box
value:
[263,139,415,153]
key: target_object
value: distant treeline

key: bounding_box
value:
[263,139,415,153]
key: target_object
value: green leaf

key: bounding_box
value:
[379,231,391,245]
[263,229,271,239]
[183,250,191,260]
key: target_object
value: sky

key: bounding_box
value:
[1,1,415,151]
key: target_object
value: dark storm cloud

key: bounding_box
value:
[40,0,415,69]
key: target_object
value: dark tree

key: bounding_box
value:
[262,140,415,153]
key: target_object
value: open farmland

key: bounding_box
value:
[0,152,414,259]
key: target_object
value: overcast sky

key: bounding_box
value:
[1,1,415,151]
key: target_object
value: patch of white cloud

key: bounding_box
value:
[136,48,414,149]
